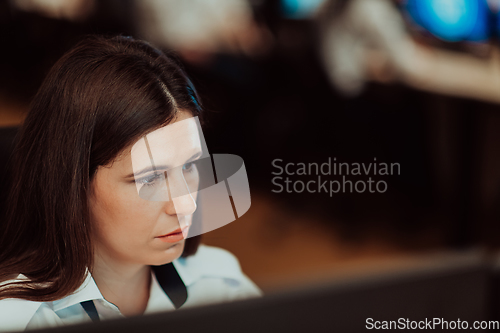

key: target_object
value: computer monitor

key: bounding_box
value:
[36,251,490,333]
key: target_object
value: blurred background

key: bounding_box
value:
[2,0,500,294]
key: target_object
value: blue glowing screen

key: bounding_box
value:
[404,0,490,42]
[281,0,327,19]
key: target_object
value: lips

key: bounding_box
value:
[156,226,189,243]
[162,228,183,237]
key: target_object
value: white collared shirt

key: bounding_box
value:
[0,245,262,331]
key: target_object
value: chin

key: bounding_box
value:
[149,241,185,266]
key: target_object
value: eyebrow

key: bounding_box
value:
[126,151,203,179]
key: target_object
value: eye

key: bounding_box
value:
[136,172,163,187]
[183,161,195,173]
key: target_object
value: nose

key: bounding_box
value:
[164,169,197,217]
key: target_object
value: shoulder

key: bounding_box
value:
[173,245,262,305]
[0,275,62,332]
[0,297,44,332]
[0,275,45,331]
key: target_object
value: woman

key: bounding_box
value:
[0,35,261,331]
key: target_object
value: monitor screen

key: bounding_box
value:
[403,0,490,42]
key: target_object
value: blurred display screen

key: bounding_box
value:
[280,0,327,19]
[403,0,491,42]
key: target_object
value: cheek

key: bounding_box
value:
[91,185,162,245]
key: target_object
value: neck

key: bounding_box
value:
[92,252,151,317]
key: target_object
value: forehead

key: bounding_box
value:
[105,112,200,165]
[130,114,207,171]
[143,113,199,149]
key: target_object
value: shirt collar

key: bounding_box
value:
[52,272,103,312]
[172,245,244,283]
[52,260,191,314]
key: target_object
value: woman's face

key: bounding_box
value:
[89,111,202,267]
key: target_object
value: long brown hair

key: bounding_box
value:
[0,35,203,301]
